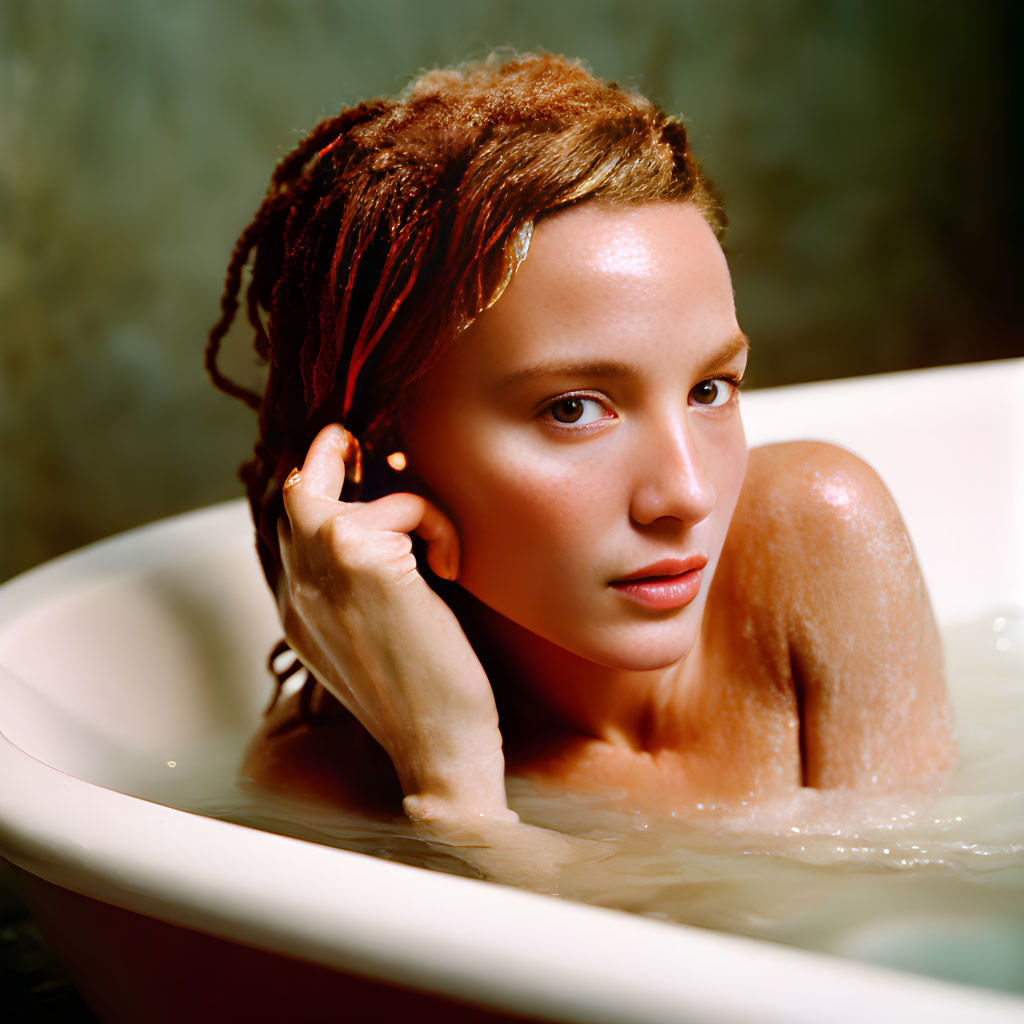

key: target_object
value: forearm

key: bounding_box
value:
[400,744,517,824]
[299,654,515,823]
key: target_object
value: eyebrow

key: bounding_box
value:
[694,332,751,378]
[501,358,638,386]
[501,331,751,387]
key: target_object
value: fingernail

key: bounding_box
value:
[283,468,301,489]
[344,432,363,484]
[386,451,407,472]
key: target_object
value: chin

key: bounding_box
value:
[464,591,701,674]
[585,641,695,673]
[548,621,700,673]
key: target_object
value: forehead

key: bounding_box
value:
[527,200,728,286]
[459,201,738,370]
[409,201,740,410]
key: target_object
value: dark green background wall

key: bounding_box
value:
[2,0,1021,581]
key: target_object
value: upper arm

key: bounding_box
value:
[744,442,954,790]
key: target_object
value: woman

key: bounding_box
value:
[206,53,953,839]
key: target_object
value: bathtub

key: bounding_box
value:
[1,359,1021,1023]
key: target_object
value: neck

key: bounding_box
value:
[461,599,699,753]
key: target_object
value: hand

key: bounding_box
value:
[277,424,516,823]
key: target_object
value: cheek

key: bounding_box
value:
[720,435,749,505]
[445,444,615,600]
[706,424,749,541]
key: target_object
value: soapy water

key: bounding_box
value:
[145,611,1024,996]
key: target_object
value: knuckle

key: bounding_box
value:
[288,506,422,593]
[320,515,361,557]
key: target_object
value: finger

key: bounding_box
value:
[359,492,460,581]
[281,425,357,531]
[300,424,357,499]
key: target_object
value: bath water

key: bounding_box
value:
[143,611,1024,996]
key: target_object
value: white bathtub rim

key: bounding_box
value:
[0,498,249,607]
[1,732,1023,1024]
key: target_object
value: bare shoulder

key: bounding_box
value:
[729,439,932,634]
[721,441,952,789]
[739,440,899,540]
[721,441,905,609]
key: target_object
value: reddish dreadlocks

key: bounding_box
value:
[206,52,724,602]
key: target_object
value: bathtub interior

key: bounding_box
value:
[0,504,274,792]
[0,359,1022,1023]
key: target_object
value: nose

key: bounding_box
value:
[628,413,716,528]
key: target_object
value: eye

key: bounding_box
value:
[541,395,611,426]
[689,377,738,408]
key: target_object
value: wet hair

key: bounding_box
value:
[206,52,725,602]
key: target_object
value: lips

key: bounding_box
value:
[609,556,708,611]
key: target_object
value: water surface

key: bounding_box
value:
[143,611,1024,996]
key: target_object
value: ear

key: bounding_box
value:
[414,498,461,582]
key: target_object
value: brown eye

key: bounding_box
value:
[542,395,610,427]
[550,397,585,423]
[689,379,733,407]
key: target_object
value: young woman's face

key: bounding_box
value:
[402,201,749,671]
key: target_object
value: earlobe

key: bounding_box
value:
[388,428,461,581]
[427,523,460,582]
[447,535,460,582]
[412,489,461,582]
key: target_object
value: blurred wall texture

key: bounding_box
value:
[2,0,1021,581]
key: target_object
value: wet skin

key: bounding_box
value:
[246,202,954,819]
